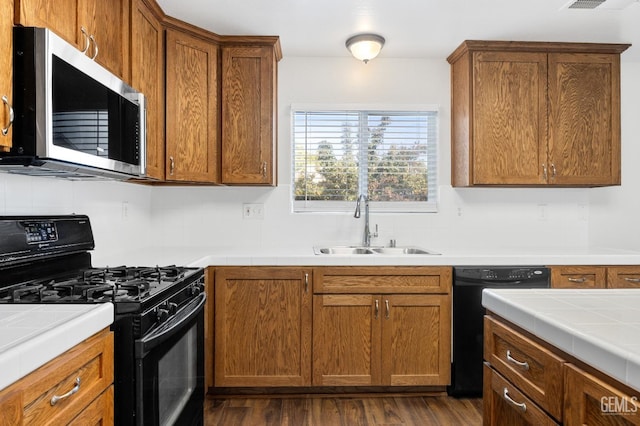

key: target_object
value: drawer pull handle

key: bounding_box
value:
[304,273,309,293]
[506,350,529,370]
[50,377,81,406]
[503,387,527,412]
[567,277,587,283]
[624,277,640,283]
[374,299,379,319]
[385,299,390,319]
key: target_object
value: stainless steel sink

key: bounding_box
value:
[371,247,439,255]
[314,246,375,255]
[313,246,439,255]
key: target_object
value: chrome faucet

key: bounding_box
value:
[354,194,378,247]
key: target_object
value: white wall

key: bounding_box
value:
[5,56,637,257]
[589,62,640,251]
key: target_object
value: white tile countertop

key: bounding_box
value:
[91,245,640,269]
[0,303,114,391]
[482,289,640,392]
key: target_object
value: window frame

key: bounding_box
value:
[291,104,439,214]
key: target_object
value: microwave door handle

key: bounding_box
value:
[134,292,206,357]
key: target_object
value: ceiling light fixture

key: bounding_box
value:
[345,34,385,64]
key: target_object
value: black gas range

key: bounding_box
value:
[0,215,205,426]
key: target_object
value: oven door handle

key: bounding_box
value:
[135,292,206,357]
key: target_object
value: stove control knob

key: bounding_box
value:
[167,302,178,315]
[156,308,169,323]
[189,284,201,296]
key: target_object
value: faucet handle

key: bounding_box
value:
[371,224,379,239]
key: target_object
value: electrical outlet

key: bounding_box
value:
[537,204,548,221]
[243,203,264,220]
[122,201,129,220]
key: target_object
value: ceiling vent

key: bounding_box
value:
[566,0,605,8]
[562,0,637,9]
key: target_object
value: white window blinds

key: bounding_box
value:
[293,108,438,212]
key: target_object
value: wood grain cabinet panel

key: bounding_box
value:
[16,0,130,80]
[606,266,640,288]
[448,40,629,187]
[165,28,220,183]
[0,328,114,425]
[214,267,312,387]
[484,316,564,421]
[0,0,12,151]
[312,267,451,387]
[483,364,559,426]
[130,0,165,180]
[221,45,278,185]
[550,265,607,288]
[564,363,640,425]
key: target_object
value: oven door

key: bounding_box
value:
[135,292,206,426]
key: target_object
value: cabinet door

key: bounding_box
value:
[472,51,548,185]
[548,53,621,186]
[214,267,311,387]
[131,0,164,180]
[0,0,12,150]
[564,363,640,425]
[15,0,80,46]
[78,0,130,81]
[68,386,114,426]
[165,29,219,182]
[382,294,451,386]
[312,294,381,386]
[550,266,606,288]
[606,266,640,288]
[221,46,276,185]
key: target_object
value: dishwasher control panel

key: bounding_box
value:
[454,266,549,282]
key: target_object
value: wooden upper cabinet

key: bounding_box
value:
[131,0,164,180]
[448,40,629,187]
[165,28,219,183]
[16,0,130,80]
[0,0,13,151]
[221,43,280,185]
[15,0,79,43]
[548,53,621,185]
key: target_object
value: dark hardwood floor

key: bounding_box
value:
[204,395,483,425]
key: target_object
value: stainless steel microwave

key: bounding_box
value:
[0,27,146,180]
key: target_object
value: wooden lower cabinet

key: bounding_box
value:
[550,265,640,288]
[483,364,559,426]
[0,328,114,425]
[485,315,640,426]
[564,363,640,425]
[606,266,640,288]
[550,266,606,288]
[214,267,312,387]
[312,293,450,386]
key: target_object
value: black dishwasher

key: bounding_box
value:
[447,266,550,397]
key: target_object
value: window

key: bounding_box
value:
[292,107,438,212]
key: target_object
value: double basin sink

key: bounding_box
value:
[313,246,439,255]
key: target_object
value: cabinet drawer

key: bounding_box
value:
[313,266,451,294]
[484,316,564,421]
[550,266,606,288]
[606,266,640,288]
[21,329,114,425]
[483,364,559,426]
